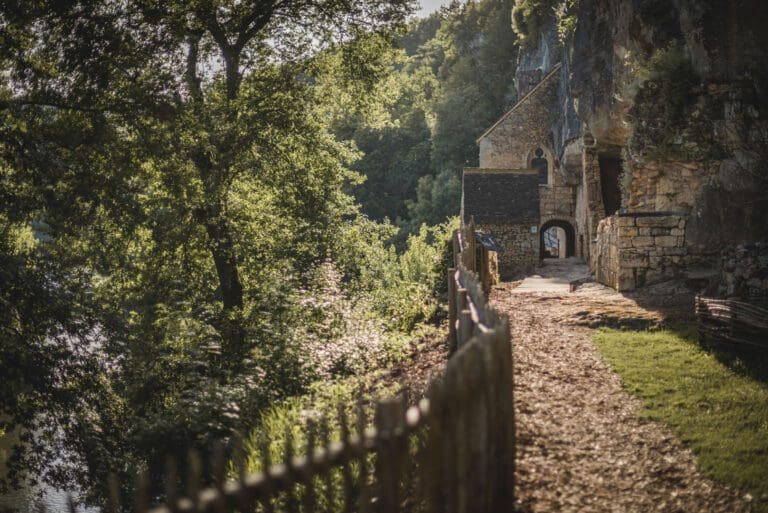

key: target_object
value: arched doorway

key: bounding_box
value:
[540,220,576,259]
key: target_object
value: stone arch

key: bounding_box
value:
[525,146,554,186]
[540,219,576,259]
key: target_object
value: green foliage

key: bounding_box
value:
[555,0,579,43]
[595,328,768,508]
[0,0,421,504]
[511,0,560,46]
[243,377,397,472]
[0,0,472,508]
[334,216,457,332]
[338,0,518,233]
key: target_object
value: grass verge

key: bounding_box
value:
[594,327,768,509]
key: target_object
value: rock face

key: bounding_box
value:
[717,243,768,299]
[501,0,768,290]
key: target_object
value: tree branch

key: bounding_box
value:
[0,98,106,114]
[235,0,280,50]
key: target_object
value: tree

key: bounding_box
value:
[1,0,412,357]
[408,0,519,229]
[0,0,413,500]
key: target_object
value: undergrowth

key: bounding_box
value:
[594,327,768,510]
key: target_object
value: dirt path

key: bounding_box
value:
[491,262,749,513]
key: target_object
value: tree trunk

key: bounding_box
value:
[201,203,247,363]
[204,214,244,311]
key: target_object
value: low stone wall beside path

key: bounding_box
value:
[594,212,688,291]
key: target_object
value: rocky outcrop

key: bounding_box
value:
[717,243,768,299]
[568,0,768,145]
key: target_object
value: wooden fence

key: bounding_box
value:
[453,219,477,272]
[695,295,768,349]
[56,243,514,512]
[451,218,498,294]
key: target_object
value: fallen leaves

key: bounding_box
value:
[491,279,749,513]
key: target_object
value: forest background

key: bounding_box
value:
[0,0,518,507]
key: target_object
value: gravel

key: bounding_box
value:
[492,282,750,513]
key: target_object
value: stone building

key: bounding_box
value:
[462,1,768,290]
[462,64,580,277]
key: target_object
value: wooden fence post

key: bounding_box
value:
[356,398,371,513]
[443,359,460,513]
[258,434,274,513]
[337,405,355,513]
[375,399,405,513]
[452,231,458,267]
[459,310,472,349]
[468,217,477,272]
[456,287,467,347]
[496,322,515,512]
[304,421,317,513]
[447,268,457,353]
[423,381,445,513]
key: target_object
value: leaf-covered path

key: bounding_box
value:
[491,261,748,513]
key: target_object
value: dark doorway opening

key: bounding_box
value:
[540,220,576,259]
[599,156,623,216]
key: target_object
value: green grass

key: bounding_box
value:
[594,327,768,507]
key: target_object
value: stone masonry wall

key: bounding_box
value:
[593,215,619,288]
[717,243,768,299]
[579,149,606,267]
[594,213,688,291]
[539,184,576,227]
[625,160,716,213]
[476,222,539,278]
[478,67,560,169]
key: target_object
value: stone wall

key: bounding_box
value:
[578,149,606,266]
[476,222,539,278]
[593,215,620,289]
[539,184,576,227]
[594,213,688,291]
[625,160,716,213]
[717,243,768,299]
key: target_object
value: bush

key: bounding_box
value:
[333,216,456,332]
[511,0,561,46]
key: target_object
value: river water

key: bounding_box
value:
[0,429,99,513]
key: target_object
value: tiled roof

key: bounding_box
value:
[462,169,540,224]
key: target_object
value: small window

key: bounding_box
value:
[531,148,548,185]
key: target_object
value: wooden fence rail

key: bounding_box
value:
[55,231,513,513]
[695,295,768,349]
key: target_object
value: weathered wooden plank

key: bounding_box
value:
[448,267,458,353]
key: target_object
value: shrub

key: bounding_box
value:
[511,0,561,46]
